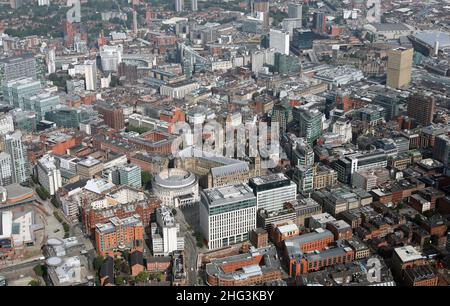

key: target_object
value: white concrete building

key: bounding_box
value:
[0,113,14,135]
[309,212,336,230]
[332,119,352,143]
[248,173,297,213]
[199,183,257,250]
[153,168,199,208]
[38,0,50,6]
[0,152,13,186]
[282,18,302,41]
[12,210,35,246]
[314,66,364,88]
[99,45,123,72]
[175,0,184,12]
[151,205,184,256]
[270,29,290,55]
[160,80,199,99]
[211,60,232,71]
[4,130,29,184]
[53,256,82,285]
[251,48,275,74]
[37,154,62,196]
[83,60,97,91]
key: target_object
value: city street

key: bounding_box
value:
[175,204,203,286]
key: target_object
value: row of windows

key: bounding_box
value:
[307,255,352,269]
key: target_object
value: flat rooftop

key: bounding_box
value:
[394,245,424,263]
[249,173,290,186]
[202,183,255,207]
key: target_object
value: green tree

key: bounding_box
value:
[28,279,41,286]
[53,212,63,223]
[120,262,130,274]
[33,264,47,277]
[121,250,130,262]
[51,196,60,208]
[135,271,149,283]
[115,276,125,285]
[36,187,48,200]
[155,272,164,282]
[127,125,151,134]
[94,255,104,271]
[114,258,122,272]
[141,171,152,189]
[172,208,177,216]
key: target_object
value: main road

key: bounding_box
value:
[0,257,44,273]
[175,205,200,286]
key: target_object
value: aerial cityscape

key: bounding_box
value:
[0,0,450,289]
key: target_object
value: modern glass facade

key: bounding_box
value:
[45,108,88,128]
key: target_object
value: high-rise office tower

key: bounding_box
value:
[4,130,29,184]
[36,154,62,196]
[151,206,184,256]
[199,184,257,250]
[132,10,138,34]
[175,0,184,12]
[313,12,327,34]
[2,78,42,109]
[253,0,270,28]
[270,29,290,55]
[100,45,123,72]
[0,113,14,135]
[297,108,323,145]
[434,135,450,168]
[0,152,13,186]
[191,0,197,11]
[96,102,124,130]
[38,0,50,6]
[46,48,56,74]
[248,173,297,213]
[288,2,302,19]
[386,47,413,89]
[84,60,97,91]
[407,93,435,127]
[9,0,23,9]
[117,164,142,189]
[23,91,60,121]
[282,18,303,41]
[0,55,37,87]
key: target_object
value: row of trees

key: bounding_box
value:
[53,211,70,238]
[126,125,151,134]
[35,186,50,200]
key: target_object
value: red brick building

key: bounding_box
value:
[403,265,438,286]
[96,102,124,130]
[270,221,299,247]
[82,186,160,236]
[250,228,268,248]
[289,247,354,277]
[95,215,144,257]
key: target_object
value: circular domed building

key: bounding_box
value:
[153,168,199,208]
